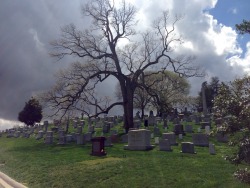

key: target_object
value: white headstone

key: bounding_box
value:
[155,137,159,144]
[179,134,183,140]
[205,126,210,135]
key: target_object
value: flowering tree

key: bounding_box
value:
[213,76,250,183]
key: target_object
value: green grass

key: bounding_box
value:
[0,121,249,188]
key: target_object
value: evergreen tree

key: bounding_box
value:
[18,97,43,126]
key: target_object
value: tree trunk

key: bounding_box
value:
[141,107,145,120]
[121,80,134,133]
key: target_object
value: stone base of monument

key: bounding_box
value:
[124,129,154,151]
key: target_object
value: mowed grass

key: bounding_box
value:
[0,122,249,188]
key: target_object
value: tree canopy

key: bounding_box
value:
[18,97,43,126]
[236,19,250,35]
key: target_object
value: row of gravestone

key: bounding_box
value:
[124,129,217,154]
[0,127,224,156]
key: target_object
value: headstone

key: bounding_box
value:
[76,133,85,145]
[45,131,53,144]
[200,122,210,129]
[102,124,110,133]
[77,126,83,134]
[14,131,21,138]
[44,121,49,132]
[88,125,95,133]
[216,132,228,143]
[91,137,107,156]
[95,121,103,128]
[66,135,73,143]
[110,130,118,135]
[84,132,92,142]
[104,137,113,147]
[159,139,172,151]
[195,116,200,125]
[57,135,66,145]
[184,125,193,133]
[124,129,154,150]
[121,134,128,143]
[155,137,159,145]
[154,126,160,136]
[148,116,156,126]
[58,130,66,145]
[151,133,154,139]
[192,133,209,147]
[197,128,201,133]
[181,142,196,154]
[209,143,216,155]
[179,134,183,140]
[162,133,178,146]
[36,130,44,140]
[7,130,15,138]
[23,132,30,138]
[205,126,210,135]
[133,120,141,129]
[173,124,185,135]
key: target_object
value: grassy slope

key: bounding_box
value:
[0,122,249,188]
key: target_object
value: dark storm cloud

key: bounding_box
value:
[0,0,85,120]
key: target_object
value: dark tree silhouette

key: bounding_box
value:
[236,20,250,34]
[18,97,43,126]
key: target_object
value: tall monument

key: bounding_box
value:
[202,82,207,115]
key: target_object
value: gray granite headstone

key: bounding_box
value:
[192,133,209,147]
[159,139,172,151]
[181,142,196,154]
[124,129,154,150]
[209,143,216,155]
[162,133,178,146]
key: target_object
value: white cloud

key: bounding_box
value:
[204,18,242,55]
[227,42,250,73]
[0,118,24,131]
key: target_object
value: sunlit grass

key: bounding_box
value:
[0,121,249,188]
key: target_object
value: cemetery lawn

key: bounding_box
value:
[0,134,249,188]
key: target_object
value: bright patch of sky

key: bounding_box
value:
[209,0,250,54]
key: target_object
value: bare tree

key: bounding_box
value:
[45,0,202,132]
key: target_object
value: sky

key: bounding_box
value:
[0,0,249,130]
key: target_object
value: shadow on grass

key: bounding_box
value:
[8,141,92,153]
